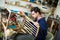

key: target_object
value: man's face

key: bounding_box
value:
[31,11,38,18]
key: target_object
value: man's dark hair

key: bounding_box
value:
[31,7,41,14]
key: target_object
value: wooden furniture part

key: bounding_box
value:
[19,11,39,38]
[47,17,60,35]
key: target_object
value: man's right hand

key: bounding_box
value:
[19,11,25,17]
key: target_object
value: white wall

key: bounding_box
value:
[54,0,60,17]
[0,0,5,7]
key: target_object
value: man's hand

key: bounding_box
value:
[33,22,39,29]
[19,11,25,17]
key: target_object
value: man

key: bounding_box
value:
[13,7,48,40]
[31,7,48,40]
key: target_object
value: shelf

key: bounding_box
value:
[5,4,31,13]
[4,0,51,14]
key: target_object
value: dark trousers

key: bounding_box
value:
[11,33,35,40]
